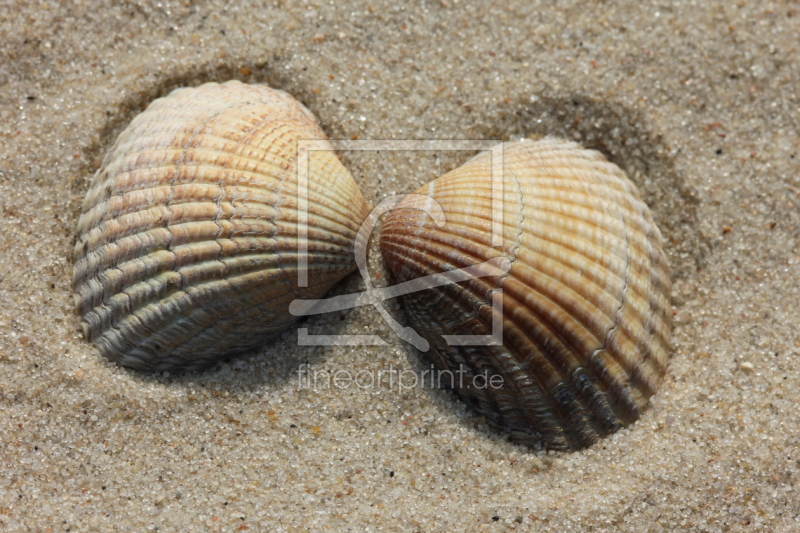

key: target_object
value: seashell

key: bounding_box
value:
[380,139,671,451]
[73,81,371,372]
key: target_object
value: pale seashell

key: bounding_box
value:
[380,139,671,451]
[73,81,371,372]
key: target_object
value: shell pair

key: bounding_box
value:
[73,81,671,450]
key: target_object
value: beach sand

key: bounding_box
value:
[0,1,798,531]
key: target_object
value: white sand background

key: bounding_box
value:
[1,1,799,531]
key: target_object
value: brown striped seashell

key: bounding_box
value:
[380,139,671,451]
[73,81,371,372]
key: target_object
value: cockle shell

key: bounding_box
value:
[380,139,671,451]
[73,81,371,372]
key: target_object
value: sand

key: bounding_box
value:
[1,1,798,531]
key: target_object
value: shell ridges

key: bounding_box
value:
[380,139,671,450]
[74,81,371,371]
